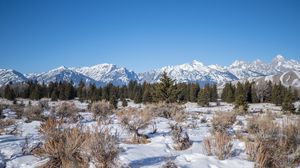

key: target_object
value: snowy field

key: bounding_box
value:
[0,98,299,168]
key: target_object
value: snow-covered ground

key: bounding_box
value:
[1,99,298,168]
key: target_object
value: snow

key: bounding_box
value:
[0,100,269,167]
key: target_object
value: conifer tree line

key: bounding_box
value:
[221,81,299,112]
[0,72,218,105]
[0,72,298,111]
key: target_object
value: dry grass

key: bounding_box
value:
[211,112,236,133]
[245,116,300,167]
[90,101,113,121]
[55,102,78,122]
[23,105,44,122]
[87,128,119,168]
[34,119,88,168]
[170,124,192,150]
[0,119,17,135]
[118,107,152,144]
[214,131,232,160]
[161,160,178,168]
[146,103,186,122]
[202,137,212,156]
[10,104,24,119]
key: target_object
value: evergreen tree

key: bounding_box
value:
[156,71,177,103]
[142,85,153,103]
[263,81,273,102]
[189,83,200,102]
[134,86,143,104]
[77,80,85,100]
[282,87,295,113]
[244,81,252,102]
[250,84,259,103]
[271,83,284,106]
[4,84,15,100]
[197,88,209,107]
[234,94,248,114]
[210,84,218,102]
[121,97,128,107]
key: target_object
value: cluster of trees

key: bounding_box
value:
[1,72,299,113]
[0,72,217,106]
[221,81,299,113]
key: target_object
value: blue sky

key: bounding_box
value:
[0,0,299,73]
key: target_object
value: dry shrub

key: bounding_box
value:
[10,104,24,119]
[39,100,50,110]
[202,137,212,156]
[0,119,17,134]
[147,103,186,122]
[23,105,44,122]
[245,117,300,167]
[170,124,192,150]
[34,119,89,168]
[88,128,119,168]
[55,102,78,122]
[118,107,152,144]
[214,131,232,160]
[0,104,6,119]
[91,101,113,120]
[202,132,232,160]
[161,160,178,168]
[211,112,236,133]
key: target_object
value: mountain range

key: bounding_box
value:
[0,55,299,87]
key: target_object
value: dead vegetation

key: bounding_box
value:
[118,107,152,144]
[146,103,186,122]
[211,112,236,133]
[90,100,113,121]
[170,124,192,150]
[245,115,300,167]
[55,102,79,122]
[23,105,44,122]
[34,118,120,168]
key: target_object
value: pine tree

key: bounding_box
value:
[189,83,200,102]
[77,80,85,100]
[210,84,218,102]
[121,98,128,107]
[234,94,248,114]
[142,85,153,103]
[263,81,273,102]
[198,88,209,107]
[244,81,252,102]
[235,82,244,100]
[250,84,259,103]
[134,86,143,104]
[4,84,15,100]
[156,71,177,103]
[282,87,295,113]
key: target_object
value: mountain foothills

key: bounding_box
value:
[0,55,300,87]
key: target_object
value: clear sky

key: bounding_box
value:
[0,0,299,73]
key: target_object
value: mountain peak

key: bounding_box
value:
[273,54,285,62]
[191,60,204,66]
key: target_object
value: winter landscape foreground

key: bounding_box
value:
[0,97,300,168]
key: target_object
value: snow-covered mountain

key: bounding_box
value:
[233,70,300,90]
[0,55,299,87]
[226,55,300,79]
[0,69,27,86]
[139,60,238,85]
[30,66,100,86]
[73,64,139,86]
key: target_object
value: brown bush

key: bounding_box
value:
[34,119,89,168]
[170,124,192,150]
[214,131,232,160]
[202,137,212,156]
[90,101,113,120]
[161,160,178,168]
[23,105,44,122]
[118,107,152,144]
[146,103,186,122]
[88,128,119,168]
[0,119,17,135]
[55,102,78,122]
[211,112,236,133]
[10,104,24,119]
[245,117,300,167]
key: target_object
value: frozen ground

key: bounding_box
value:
[1,99,298,168]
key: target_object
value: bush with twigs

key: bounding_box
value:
[245,116,300,167]
[90,101,113,121]
[0,119,17,135]
[170,124,192,150]
[202,131,232,160]
[33,119,89,167]
[88,128,119,168]
[23,105,44,122]
[161,159,178,168]
[146,103,186,122]
[55,102,79,122]
[118,107,152,144]
[211,112,236,133]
